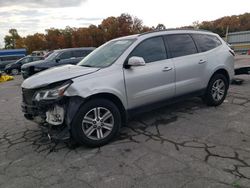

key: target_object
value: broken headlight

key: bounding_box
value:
[34,81,72,101]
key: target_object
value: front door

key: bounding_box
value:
[124,36,175,109]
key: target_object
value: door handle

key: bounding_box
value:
[162,67,173,72]
[198,59,207,64]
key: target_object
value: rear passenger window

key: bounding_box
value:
[166,34,197,58]
[129,37,167,63]
[192,34,222,52]
[72,50,84,58]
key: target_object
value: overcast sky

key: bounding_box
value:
[0,0,250,48]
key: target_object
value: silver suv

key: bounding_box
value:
[21,29,235,147]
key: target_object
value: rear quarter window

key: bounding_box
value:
[192,34,222,52]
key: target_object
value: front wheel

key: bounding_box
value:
[203,74,229,106]
[71,99,121,147]
[11,69,19,75]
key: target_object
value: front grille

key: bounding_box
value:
[22,88,37,105]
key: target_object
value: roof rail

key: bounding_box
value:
[138,28,212,36]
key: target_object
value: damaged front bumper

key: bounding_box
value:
[22,96,85,141]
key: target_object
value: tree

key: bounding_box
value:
[192,21,200,29]
[4,29,21,49]
[131,17,144,33]
[156,24,166,30]
[45,28,62,50]
[100,16,119,41]
[117,13,133,36]
[24,33,47,53]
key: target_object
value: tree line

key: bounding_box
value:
[198,12,250,36]
[4,14,154,53]
[3,12,250,53]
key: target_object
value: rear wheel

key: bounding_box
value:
[71,99,121,147]
[11,69,19,75]
[203,74,229,106]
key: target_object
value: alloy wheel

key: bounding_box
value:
[211,79,225,101]
[82,107,114,140]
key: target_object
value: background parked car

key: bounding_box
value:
[21,47,95,78]
[0,49,26,71]
[31,50,46,56]
[5,56,44,75]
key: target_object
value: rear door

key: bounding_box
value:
[165,34,207,96]
[124,36,175,109]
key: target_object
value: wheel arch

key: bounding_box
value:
[85,93,128,125]
[209,68,230,87]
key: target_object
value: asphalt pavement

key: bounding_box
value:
[0,56,250,188]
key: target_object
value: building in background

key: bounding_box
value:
[227,31,250,55]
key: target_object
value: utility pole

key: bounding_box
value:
[225,26,229,42]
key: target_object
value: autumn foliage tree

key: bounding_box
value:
[5,12,250,53]
[3,13,152,53]
[4,29,21,49]
[199,13,250,36]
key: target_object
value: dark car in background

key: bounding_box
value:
[21,47,95,79]
[0,49,26,71]
[4,56,44,75]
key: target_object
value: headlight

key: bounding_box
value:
[34,67,42,72]
[34,81,72,101]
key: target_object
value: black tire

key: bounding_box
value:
[11,69,19,75]
[203,74,229,106]
[71,99,121,147]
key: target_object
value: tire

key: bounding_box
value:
[71,99,121,147]
[11,69,19,75]
[203,74,229,106]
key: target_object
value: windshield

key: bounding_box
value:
[78,39,135,68]
[45,51,60,61]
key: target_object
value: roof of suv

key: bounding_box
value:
[113,29,216,41]
[53,47,96,53]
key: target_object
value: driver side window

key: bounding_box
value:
[129,37,167,63]
[20,57,31,64]
[59,51,72,60]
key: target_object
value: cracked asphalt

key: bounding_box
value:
[0,57,250,188]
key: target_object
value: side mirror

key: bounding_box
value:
[55,58,60,63]
[127,56,146,66]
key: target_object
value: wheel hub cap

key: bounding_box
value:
[211,79,226,101]
[82,107,114,141]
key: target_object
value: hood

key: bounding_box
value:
[22,64,100,89]
[21,60,46,69]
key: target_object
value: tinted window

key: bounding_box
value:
[72,50,83,58]
[59,51,72,59]
[129,37,167,63]
[33,57,43,61]
[166,34,197,58]
[84,50,93,56]
[192,34,222,52]
[20,57,31,64]
[0,56,22,61]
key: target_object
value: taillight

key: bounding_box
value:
[229,49,235,56]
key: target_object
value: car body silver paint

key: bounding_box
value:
[22,29,234,112]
